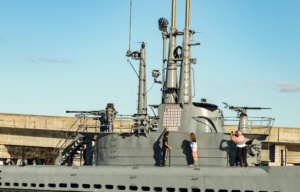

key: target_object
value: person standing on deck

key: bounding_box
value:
[161,126,172,167]
[230,131,248,167]
[189,132,198,166]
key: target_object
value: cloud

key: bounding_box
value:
[30,58,74,64]
[245,80,257,85]
[276,82,300,92]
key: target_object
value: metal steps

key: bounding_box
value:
[55,134,86,166]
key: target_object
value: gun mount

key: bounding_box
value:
[67,103,117,132]
[223,102,272,133]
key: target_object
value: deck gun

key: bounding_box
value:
[223,102,271,133]
[66,103,117,132]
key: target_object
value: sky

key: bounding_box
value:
[0,0,299,128]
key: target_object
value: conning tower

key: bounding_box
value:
[153,0,225,133]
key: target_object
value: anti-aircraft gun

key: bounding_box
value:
[66,103,117,133]
[55,103,118,166]
[223,102,275,166]
[223,102,272,134]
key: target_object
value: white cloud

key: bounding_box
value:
[245,80,257,85]
[30,58,73,64]
[276,82,300,92]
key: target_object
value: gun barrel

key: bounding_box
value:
[244,107,271,110]
[66,110,99,114]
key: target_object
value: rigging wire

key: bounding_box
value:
[146,82,155,93]
[127,59,139,78]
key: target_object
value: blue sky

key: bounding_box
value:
[0,0,299,128]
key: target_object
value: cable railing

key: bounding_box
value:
[224,116,275,134]
[54,114,135,154]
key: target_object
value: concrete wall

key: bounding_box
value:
[225,125,300,166]
[0,113,299,166]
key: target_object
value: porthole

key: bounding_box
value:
[31,183,36,187]
[105,184,114,189]
[231,190,241,192]
[59,183,67,188]
[179,188,188,192]
[130,185,138,191]
[219,190,228,192]
[142,186,150,191]
[245,191,253,192]
[71,183,79,188]
[0,182,1,186]
[39,183,45,187]
[5,182,10,186]
[94,184,101,189]
[82,184,90,188]
[22,183,27,187]
[167,187,176,192]
[154,187,163,192]
[206,190,214,192]
[118,185,126,190]
[48,183,56,188]
[13,183,19,187]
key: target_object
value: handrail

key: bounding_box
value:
[54,114,134,154]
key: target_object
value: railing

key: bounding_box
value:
[54,114,135,155]
[115,115,134,133]
[224,116,275,135]
[54,115,93,155]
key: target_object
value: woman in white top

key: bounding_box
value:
[189,132,198,166]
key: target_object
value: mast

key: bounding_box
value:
[178,0,192,104]
[164,0,177,104]
[137,42,147,114]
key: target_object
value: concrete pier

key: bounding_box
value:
[0,113,299,166]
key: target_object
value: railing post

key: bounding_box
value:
[169,149,171,167]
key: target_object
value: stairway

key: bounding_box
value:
[55,134,86,166]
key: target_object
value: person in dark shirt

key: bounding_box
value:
[161,126,172,167]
